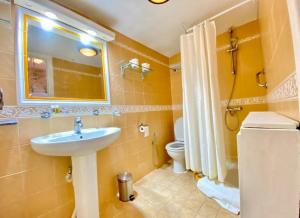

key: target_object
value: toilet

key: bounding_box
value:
[165,117,186,173]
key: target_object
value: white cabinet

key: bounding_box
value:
[238,112,300,218]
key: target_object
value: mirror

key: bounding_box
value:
[17,9,111,104]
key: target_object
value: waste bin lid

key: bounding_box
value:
[117,171,132,182]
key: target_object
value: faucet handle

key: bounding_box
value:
[75,117,83,128]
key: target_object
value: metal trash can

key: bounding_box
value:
[117,172,135,202]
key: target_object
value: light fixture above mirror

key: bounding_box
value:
[15,0,115,41]
[44,11,57,19]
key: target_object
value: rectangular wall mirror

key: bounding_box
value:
[16,7,112,105]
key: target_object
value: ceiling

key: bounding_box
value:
[52,0,257,57]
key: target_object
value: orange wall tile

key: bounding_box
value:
[169,53,181,66]
[0,4,173,218]
[217,21,266,100]
[169,20,267,159]
[52,58,105,99]
[258,0,299,120]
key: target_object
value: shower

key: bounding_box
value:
[225,27,242,131]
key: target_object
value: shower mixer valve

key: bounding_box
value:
[226,106,243,114]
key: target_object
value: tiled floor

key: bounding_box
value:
[114,165,240,218]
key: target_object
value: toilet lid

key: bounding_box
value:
[174,117,184,141]
[166,141,184,151]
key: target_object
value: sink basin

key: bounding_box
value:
[31,127,121,156]
[31,126,121,218]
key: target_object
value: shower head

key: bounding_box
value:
[227,27,238,49]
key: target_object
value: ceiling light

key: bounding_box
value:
[79,47,98,57]
[45,12,57,19]
[148,0,169,4]
[33,58,44,64]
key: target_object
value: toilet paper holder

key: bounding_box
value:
[137,122,148,128]
[137,123,150,137]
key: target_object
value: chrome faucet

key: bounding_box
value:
[74,117,83,134]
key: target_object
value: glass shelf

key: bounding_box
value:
[120,62,152,80]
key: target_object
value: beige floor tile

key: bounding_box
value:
[204,198,223,210]
[216,209,239,218]
[157,201,199,218]
[196,202,220,218]
[112,165,238,218]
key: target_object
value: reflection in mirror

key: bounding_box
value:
[26,15,106,100]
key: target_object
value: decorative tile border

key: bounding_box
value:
[112,41,169,67]
[221,96,266,107]
[267,72,298,103]
[172,104,183,111]
[172,96,267,110]
[0,105,173,119]
[53,67,102,78]
[1,73,297,118]
[172,71,299,108]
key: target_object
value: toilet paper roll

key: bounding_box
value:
[139,125,149,137]
[141,63,150,72]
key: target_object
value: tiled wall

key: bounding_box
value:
[169,20,267,160]
[0,4,174,218]
[217,20,267,159]
[258,0,299,120]
[52,58,104,99]
[169,53,182,123]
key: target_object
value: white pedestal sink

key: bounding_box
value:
[31,127,121,218]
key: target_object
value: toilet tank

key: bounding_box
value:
[174,117,184,141]
[237,112,300,218]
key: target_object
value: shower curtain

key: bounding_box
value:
[180,20,227,182]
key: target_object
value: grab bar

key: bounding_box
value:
[256,71,267,88]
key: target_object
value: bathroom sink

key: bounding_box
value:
[31,124,121,218]
[31,127,121,156]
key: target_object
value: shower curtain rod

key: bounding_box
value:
[186,0,255,33]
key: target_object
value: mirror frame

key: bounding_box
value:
[16,7,111,105]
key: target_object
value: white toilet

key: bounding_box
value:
[165,117,186,173]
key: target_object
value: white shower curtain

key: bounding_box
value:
[181,21,227,182]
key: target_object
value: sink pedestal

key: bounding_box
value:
[72,152,100,218]
[30,127,121,218]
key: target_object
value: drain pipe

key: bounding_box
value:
[152,132,160,168]
[65,166,77,218]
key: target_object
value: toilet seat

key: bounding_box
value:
[166,141,184,151]
[165,117,185,173]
